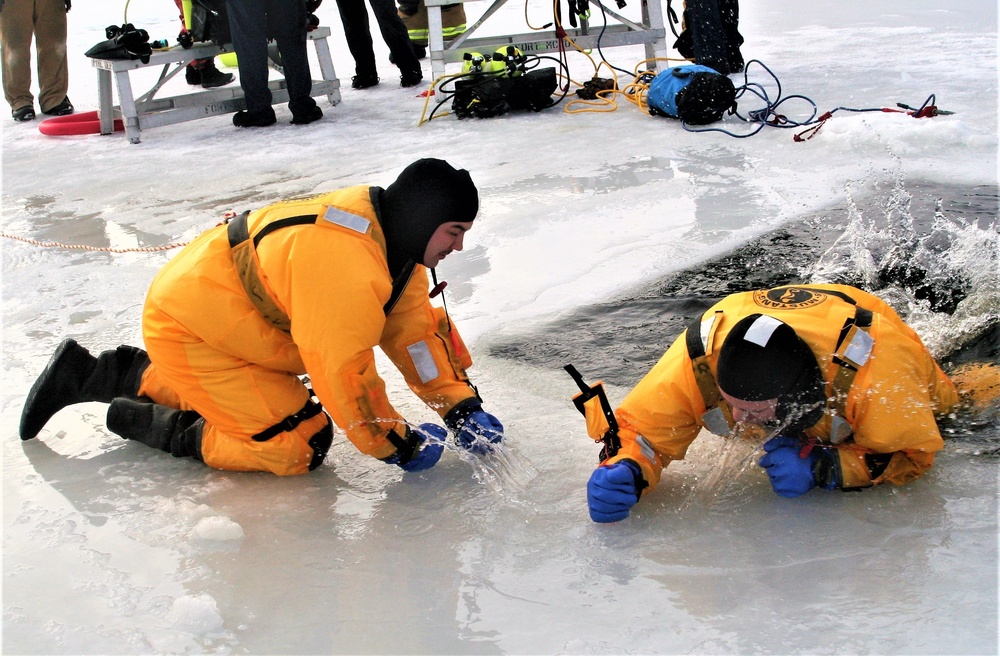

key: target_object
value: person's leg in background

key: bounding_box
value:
[266,0,321,123]
[226,0,277,126]
[335,0,381,88]
[368,0,422,86]
[1,0,38,120]
[34,0,72,115]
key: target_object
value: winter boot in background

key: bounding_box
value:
[186,59,234,87]
[185,63,203,85]
[400,68,423,87]
[197,59,234,88]
[106,397,204,460]
[19,339,149,441]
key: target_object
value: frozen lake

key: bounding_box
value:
[2,0,997,653]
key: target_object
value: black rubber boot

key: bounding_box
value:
[106,397,204,459]
[19,339,150,440]
[185,64,202,85]
[198,61,234,88]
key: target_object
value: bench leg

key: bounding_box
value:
[114,69,142,144]
[642,0,669,69]
[310,36,341,106]
[97,69,114,135]
[427,5,446,86]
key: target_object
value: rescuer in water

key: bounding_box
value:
[21,158,503,475]
[584,284,962,522]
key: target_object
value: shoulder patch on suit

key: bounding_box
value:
[320,206,371,234]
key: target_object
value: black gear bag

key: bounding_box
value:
[452,67,557,119]
[84,24,152,63]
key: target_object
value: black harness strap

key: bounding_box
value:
[253,214,322,245]
[251,398,325,442]
[252,397,333,472]
[228,211,319,248]
[383,260,415,316]
[226,210,252,247]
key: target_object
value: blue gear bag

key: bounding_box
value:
[646,64,736,125]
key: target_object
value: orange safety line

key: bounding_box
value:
[1,231,189,253]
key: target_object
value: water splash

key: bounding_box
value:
[404,420,539,505]
[808,175,1000,361]
[458,441,539,506]
[676,432,767,511]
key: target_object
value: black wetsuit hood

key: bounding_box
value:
[374,158,479,278]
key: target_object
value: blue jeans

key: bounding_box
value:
[226,0,317,115]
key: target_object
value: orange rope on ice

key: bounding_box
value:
[1,232,190,253]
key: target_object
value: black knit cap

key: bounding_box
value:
[378,158,478,276]
[717,314,826,432]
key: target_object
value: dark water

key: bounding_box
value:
[490,181,999,388]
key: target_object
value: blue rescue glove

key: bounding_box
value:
[383,423,446,472]
[587,460,644,523]
[444,399,504,455]
[758,436,818,498]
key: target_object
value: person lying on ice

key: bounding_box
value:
[19,158,503,475]
[585,283,960,522]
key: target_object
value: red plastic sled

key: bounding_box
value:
[39,110,124,136]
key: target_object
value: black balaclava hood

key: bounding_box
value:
[717,314,826,435]
[377,158,479,278]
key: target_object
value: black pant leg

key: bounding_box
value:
[268,0,316,113]
[227,0,273,112]
[369,0,419,72]
[717,0,743,72]
[335,0,378,76]
[678,0,729,74]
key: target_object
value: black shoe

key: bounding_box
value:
[12,105,35,122]
[291,105,323,125]
[185,65,202,85]
[42,97,73,116]
[351,73,380,89]
[199,64,234,89]
[400,69,423,87]
[233,108,277,127]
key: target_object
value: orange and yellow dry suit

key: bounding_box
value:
[137,186,478,475]
[602,284,959,492]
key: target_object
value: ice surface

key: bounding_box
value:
[2,0,997,653]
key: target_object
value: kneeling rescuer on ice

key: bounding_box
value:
[20,158,504,475]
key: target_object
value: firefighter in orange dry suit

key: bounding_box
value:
[20,158,503,475]
[585,283,960,522]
